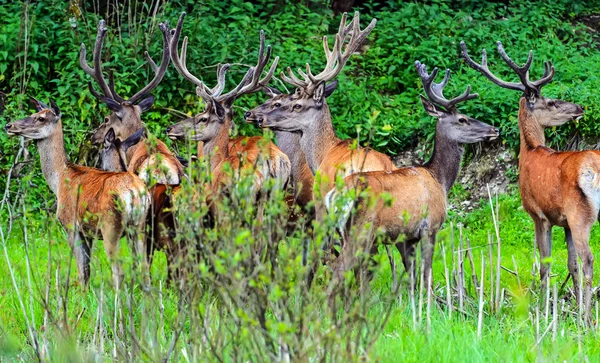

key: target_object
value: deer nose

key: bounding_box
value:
[244,111,252,120]
[5,123,12,131]
[165,126,173,134]
[492,127,499,134]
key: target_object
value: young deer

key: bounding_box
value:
[325,62,498,286]
[461,42,591,316]
[165,13,290,199]
[244,12,395,198]
[81,20,184,185]
[5,99,150,288]
[102,129,184,283]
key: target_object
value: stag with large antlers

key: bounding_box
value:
[5,99,150,288]
[461,42,592,318]
[244,12,394,203]
[166,13,290,202]
[81,20,184,186]
[325,62,498,287]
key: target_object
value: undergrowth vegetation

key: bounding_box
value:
[3,0,600,361]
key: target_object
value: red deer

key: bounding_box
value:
[5,99,150,289]
[81,20,184,186]
[165,13,290,202]
[247,87,315,210]
[325,62,498,286]
[243,12,395,200]
[102,128,185,282]
[461,42,590,316]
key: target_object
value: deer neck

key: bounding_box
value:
[274,130,305,172]
[36,120,68,196]
[518,97,546,153]
[299,104,340,173]
[203,119,231,170]
[425,124,464,195]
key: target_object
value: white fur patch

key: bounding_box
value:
[578,167,600,212]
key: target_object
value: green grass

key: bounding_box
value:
[3,188,600,361]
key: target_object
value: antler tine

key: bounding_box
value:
[460,41,526,92]
[496,42,534,89]
[128,21,171,103]
[415,61,478,110]
[208,64,229,96]
[217,30,279,102]
[144,51,158,72]
[108,70,125,103]
[80,20,114,100]
[169,13,210,93]
[281,66,308,89]
[283,11,376,94]
[531,60,555,88]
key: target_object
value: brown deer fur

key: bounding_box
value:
[461,41,592,318]
[6,102,150,288]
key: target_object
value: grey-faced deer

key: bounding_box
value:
[81,20,184,185]
[244,12,394,198]
[101,128,185,283]
[249,86,315,210]
[461,42,592,318]
[5,99,150,289]
[165,13,290,199]
[325,62,498,287]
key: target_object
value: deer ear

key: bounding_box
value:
[121,127,145,152]
[103,97,123,113]
[212,100,226,121]
[137,95,155,113]
[324,80,338,98]
[104,128,116,148]
[420,95,441,117]
[30,97,48,112]
[263,86,282,98]
[313,82,326,106]
[49,99,62,119]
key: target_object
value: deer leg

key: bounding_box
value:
[100,223,125,290]
[396,239,418,288]
[421,231,436,293]
[565,227,580,300]
[533,219,552,293]
[568,223,594,322]
[69,231,91,286]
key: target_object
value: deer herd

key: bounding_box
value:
[4,11,596,319]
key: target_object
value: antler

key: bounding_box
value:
[281,11,376,95]
[81,19,170,104]
[80,20,123,102]
[127,21,171,103]
[216,30,279,102]
[169,12,279,105]
[460,41,555,96]
[415,61,477,110]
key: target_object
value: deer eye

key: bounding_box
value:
[104,117,109,123]
[273,102,281,108]
[458,118,468,124]
[548,101,556,107]
[199,117,208,123]
[293,104,302,110]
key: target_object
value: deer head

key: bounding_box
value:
[461,41,583,128]
[101,127,145,172]
[244,12,375,132]
[5,99,62,139]
[166,12,278,142]
[81,20,170,144]
[415,61,499,144]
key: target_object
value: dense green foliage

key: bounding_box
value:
[2,0,600,179]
